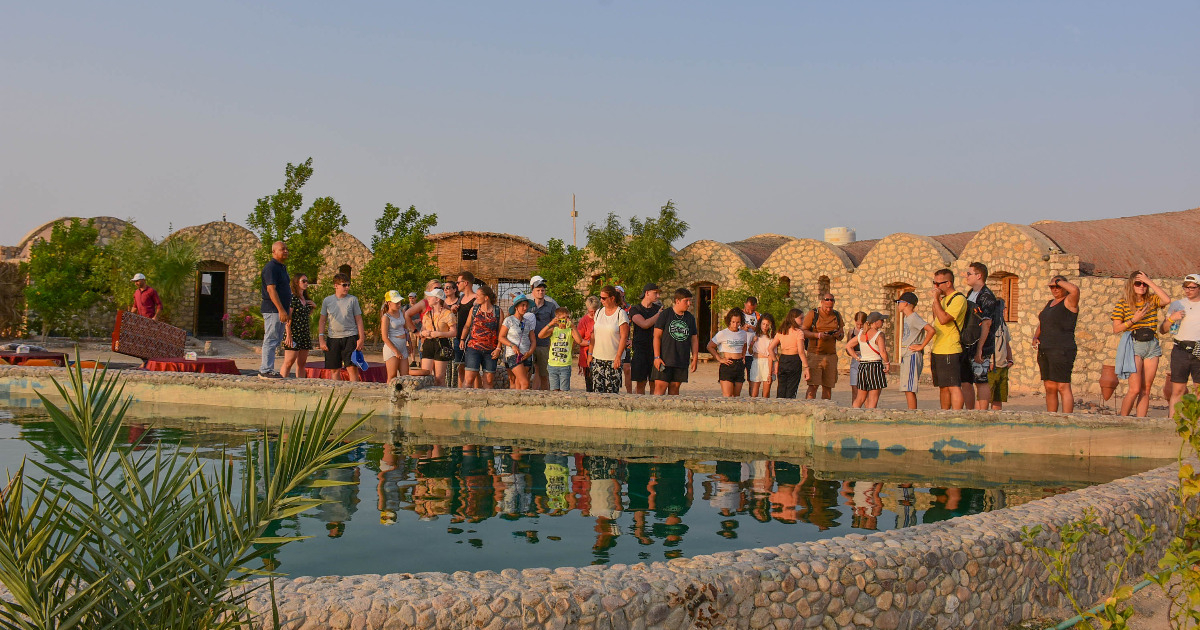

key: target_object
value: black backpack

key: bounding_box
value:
[956,292,985,348]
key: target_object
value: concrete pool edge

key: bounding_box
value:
[0,366,1180,459]
[238,460,1181,629]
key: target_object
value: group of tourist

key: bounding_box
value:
[248,239,1200,415]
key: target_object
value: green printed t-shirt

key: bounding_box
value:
[548,327,573,367]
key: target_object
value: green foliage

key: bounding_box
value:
[1021,394,1200,629]
[289,196,348,282]
[229,307,265,340]
[713,267,794,324]
[583,200,689,295]
[536,238,589,315]
[246,159,347,280]
[623,200,689,294]
[1147,393,1200,628]
[20,220,109,337]
[0,360,369,629]
[356,204,440,325]
[103,226,199,319]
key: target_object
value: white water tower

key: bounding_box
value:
[824,227,856,246]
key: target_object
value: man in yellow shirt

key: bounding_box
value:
[928,268,967,410]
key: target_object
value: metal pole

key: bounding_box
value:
[572,194,578,247]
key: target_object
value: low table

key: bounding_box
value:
[0,351,68,366]
[303,361,388,383]
[144,358,241,375]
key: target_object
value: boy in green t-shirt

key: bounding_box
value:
[538,307,584,391]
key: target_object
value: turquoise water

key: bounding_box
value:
[0,411,1158,577]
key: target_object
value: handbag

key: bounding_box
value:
[1131,327,1156,342]
[437,339,453,361]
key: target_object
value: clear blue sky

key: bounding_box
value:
[2,1,1197,246]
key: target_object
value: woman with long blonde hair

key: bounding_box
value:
[1111,271,1170,417]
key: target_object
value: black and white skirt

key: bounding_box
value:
[858,361,887,391]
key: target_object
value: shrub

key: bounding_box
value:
[229,307,264,340]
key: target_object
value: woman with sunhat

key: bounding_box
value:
[499,293,537,389]
[381,290,413,382]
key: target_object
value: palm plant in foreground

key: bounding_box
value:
[0,362,368,629]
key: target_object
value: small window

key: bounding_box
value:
[461,249,478,261]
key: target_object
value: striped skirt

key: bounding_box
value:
[858,361,887,391]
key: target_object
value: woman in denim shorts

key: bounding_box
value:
[460,285,503,389]
[1111,271,1170,417]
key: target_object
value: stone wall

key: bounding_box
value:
[243,461,1182,629]
[168,221,261,334]
[318,231,373,283]
[672,222,1188,398]
[429,231,546,287]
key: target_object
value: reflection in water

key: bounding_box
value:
[0,417,1111,577]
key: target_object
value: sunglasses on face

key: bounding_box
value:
[1185,285,1200,290]
[822,298,835,302]
[1134,282,1147,287]
[338,283,351,288]
[933,280,949,286]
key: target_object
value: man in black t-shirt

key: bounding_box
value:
[652,287,699,396]
[628,283,663,394]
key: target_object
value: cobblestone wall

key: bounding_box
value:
[168,221,261,334]
[244,461,1181,630]
[318,231,373,283]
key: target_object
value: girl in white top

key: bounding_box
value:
[590,286,630,394]
[846,312,890,409]
[748,313,777,398]
[707,308,751,397]
[381,290,413,382]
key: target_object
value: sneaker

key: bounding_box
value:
[258,371,281,380]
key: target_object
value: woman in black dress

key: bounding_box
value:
[1033,275,1080,412]
[281,274,316,378]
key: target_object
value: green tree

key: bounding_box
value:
[536,238,590,315]
[104,225,199,320]
[622,200,689,293]
[246,159,347,280]
[355,204,440,330]
[289,196,348,281]
[20,219,108,338]
[713,267,794,324]
[583,200,689,295]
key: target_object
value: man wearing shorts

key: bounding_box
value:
[652,288,699,395]
[929,268,967,410]
[802,294,845,399]
[529,276,559,391]
[628,283,663,394]
[1163,274,1200,413]
[318,272,365,381]
[896,292,934,409]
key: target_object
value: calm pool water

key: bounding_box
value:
[0,412,1159,577]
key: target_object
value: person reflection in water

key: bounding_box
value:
[841,481,884,530]
[413,445,454,521]
[650,462,692,558]
[581,456,624,559]
[377,442,405,526]
[315,443,363,537]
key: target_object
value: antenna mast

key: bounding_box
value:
[571,194,578,247]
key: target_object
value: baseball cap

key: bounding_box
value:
[643,282,659,293]
[424,288,446,301]
[408,292,417,298]
[130,273,146,282]
[615,285,625,295]
[895,292,918,306]
[530,275,547,289]
[866,311,889,325]
[350,349,370,372]
[1185,274,1200,286]
[384,290,404,303]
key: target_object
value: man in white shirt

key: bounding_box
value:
[1162,273,1200,413]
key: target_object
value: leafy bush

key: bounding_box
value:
[0,361,369,629]
[229,307,264,340]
